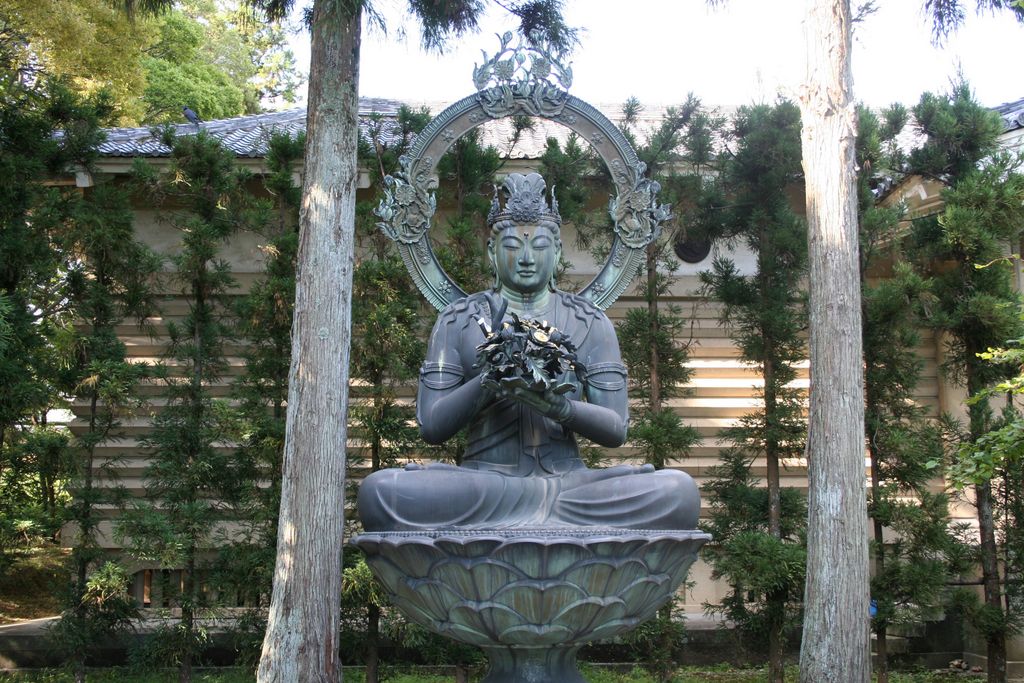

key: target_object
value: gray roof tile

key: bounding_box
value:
[95,98,683,161]
[98,98,407,158]
[994,96,1024,133]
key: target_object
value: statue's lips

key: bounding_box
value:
[516,269,537,276]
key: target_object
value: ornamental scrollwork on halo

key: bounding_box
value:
[608,164,672,250]
[375,157,438,245]
[472,30,573,119]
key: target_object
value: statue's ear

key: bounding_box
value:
[487,237,497,270]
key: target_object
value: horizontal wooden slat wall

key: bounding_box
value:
[66,181,954,611]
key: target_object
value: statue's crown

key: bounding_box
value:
[487,173,561,229]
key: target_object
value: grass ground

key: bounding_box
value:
[0,544,67,624]
[0,666,983,682]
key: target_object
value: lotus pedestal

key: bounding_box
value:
[352,528,710,683]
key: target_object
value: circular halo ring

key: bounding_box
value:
[378,91,662,312]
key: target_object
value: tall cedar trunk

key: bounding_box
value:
[798,1,870,681]
[647,243,675,676]
[180,554,195,683]
[757,225,784,683]
[257,3,361,681]
[977,480,1007,682]
[73,387,101,683]
[366,384,382,683]
[366,604,380,683]
[647,246,661,416]
[967,366,1007,683]
[869,439,888,683]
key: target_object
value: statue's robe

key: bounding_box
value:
[357,290,700,531]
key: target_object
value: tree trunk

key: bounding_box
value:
[181,554,195,683]
[965,362,1007,683]
[366,604,380,683]
[870,441,888,683]
[257,3,361,682]
[647,245,661,416]
[767,608,784,683]
[798,1,870,681]
[977,478,1007,682]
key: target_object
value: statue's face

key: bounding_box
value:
[491,224,560,295]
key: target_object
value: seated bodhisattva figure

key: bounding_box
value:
[358,173,700,531]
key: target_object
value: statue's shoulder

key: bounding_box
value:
[558,291,607,323]
[436,292,489,328]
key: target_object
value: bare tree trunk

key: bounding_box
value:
[366,604,380,683]
[257,3,362,681]
[798,1,870,681]
[870,442,888,683]
[977,475,1007,682]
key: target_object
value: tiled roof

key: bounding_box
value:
[97,98,406,158]
[994,96,1024,133]
[95,97,687,161]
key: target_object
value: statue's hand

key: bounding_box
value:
[500,379,572,422]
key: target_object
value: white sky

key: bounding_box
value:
[287,0,1024,110]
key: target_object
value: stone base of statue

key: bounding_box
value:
[352,528,710,683]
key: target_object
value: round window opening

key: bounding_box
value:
[674,236,712,264]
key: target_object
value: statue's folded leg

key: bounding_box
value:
[357,465,558,531]
[552,468,700,530]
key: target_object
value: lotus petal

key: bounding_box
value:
[437,619,495,647]
[373,538,447,578]
[561,557,648,596]
[587,616,640,642]
[400,577,464,619]
[619,576,672,618]
[551,596,626,634]
[493,539,590,579]
[435,536,505,558]
[491,581,587,623]
[498,622,575,646]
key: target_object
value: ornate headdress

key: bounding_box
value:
[487,173,562,232]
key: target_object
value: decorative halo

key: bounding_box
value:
[375,32,670,312]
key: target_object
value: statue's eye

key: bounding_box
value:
[502,237,523,251]
[532,237,551,250]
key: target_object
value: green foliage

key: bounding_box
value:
[50,172,159,677]
[694,101,807,676]
[118,129,270,676]
[905,82,1024,663]
[0,0,157,124]
[48,562,139,666]
[432,129,504,295]
[142,58,245,125]
[0,78,115,568]
[854,104,969,662]
[142,0,302,123]
[2,0,301,125]
[538,130,612,266]
[218,131,303,616]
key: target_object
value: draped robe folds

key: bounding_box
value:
[357,290,700,531]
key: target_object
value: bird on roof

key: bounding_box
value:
[182,106,201,125]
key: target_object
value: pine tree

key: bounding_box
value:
[348,105,429,683]
[118,128,269,683]
[50,180,160,682]
[434,128,503,295]
[855,104,971,683]
[696,101,808,683]
[214,130,303,663]
[0,79,112,560]
[906,82,1024,683]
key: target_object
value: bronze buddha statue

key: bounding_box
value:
[358,173,699,532]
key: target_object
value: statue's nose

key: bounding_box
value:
[518,246,534,265]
